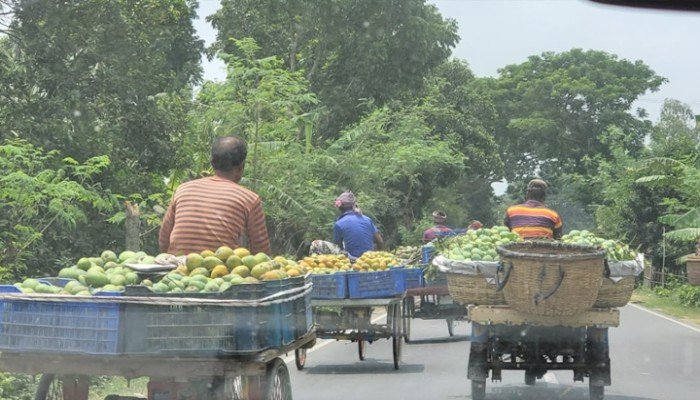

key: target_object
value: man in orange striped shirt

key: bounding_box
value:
[504,179,563,240]
[159,136,271,255]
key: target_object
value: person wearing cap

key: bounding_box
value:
[331,191,384,259]
[423,211,454,242]
[504,179,563,240]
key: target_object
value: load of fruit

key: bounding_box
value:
[149,246,305,294]
[561,230,637,261]
[353,251,400,272]
[393,246,421,265]
[299,254,352,274]
[436,226,522,262]
[9,246,306,296]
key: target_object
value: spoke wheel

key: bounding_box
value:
[391,304,402,370]
[358,340,366,361]
[471,380,486,400]
[265,358,293,400]
[294,348,307,370]
[402,298,412,343]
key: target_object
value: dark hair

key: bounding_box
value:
[211,136,247,171]
[526,186,546,202]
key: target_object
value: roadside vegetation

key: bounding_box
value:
[0,0,698,398]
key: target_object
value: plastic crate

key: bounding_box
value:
[401,267,425,290]
[347,269,405,299]
[311,272,348,299]
[262,278,302,346]
[122,283,281,356]
[0,285,122,355]
[422,246,436,264]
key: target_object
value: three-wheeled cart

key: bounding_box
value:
[0,332,316,400]
[402,283,468,341]
[308,297,403,369]
[466,305,619,400]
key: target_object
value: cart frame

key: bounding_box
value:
[466,306,618,400]
[0,332,316,400]
[309,297,403,369]
[402,285,468,341]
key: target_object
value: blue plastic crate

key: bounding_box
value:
[122,283,281,356]
[0,285,122,355]
[402,267,425,290]
[347,269,405,299]
[311,272,348,299]
[422,246,436,264]
[263,279,300,346]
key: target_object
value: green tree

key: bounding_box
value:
[487,49,666,182]
[0,139,115,280]
[2,0,203,193]
[208,0,458,136]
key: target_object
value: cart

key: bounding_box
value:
[402,283,468,342]
[466,305,619,400]
[0,332,316,400]
[308,297,403,370]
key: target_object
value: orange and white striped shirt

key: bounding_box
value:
[504,200,563,239]
[159,177,271,255]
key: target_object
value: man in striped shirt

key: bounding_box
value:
[504,179,563,240]
[159,136,271,255]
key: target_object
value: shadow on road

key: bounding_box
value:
[479,384,662,400]
[405,334,470,345]
[303,360,424,375]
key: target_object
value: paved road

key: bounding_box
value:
[286,305,700,400]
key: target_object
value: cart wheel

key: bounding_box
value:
[265,358,293,400]
[358,340,366,361]
[589,382,604,400]
[391,304,402,370]
[402,298,412,343]
[295,348,307,370]
[35,374,54,400]
[471,380,486,400]
[524,371,536,386]
[446,318,454,337]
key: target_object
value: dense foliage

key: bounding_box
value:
[0,1,696,280]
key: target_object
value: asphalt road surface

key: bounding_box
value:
[286,305,700,400]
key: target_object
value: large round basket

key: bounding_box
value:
[446,272,506,306]
[594,276,635,308]
[496,241,606,317]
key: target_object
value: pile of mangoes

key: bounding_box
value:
[9,246,306,295]
[437,226,522,262]
[561,230,637,261]
[353,251,400,272]
[299,254,352,274]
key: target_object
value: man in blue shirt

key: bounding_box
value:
[332,191,384,259]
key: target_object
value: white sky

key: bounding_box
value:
[194,0,700,121]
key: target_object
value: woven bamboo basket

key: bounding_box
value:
[446,272,506,305]
[593,276,635,308]
[497,241,606,317]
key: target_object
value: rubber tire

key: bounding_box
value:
[34,374,54,400]
[391,304,402,370]
[402,298,412,344]
[471,380,486,400]
[446,318,454,337]
[358,340,366,361]
[589,383,604,400]
[525,371,536,386]
[265,358,293,400]
[295,347,307,370]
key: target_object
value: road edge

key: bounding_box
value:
[628,303,700,334]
